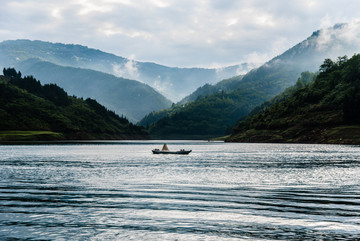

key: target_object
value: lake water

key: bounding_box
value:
[1,141,360,240]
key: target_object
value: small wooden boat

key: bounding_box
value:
[152,144,192,155]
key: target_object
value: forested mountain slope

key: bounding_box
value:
[227,55,360,144]
[146,88,265,139]
[177,75,244,105]
[0,68,148,141]
[141,23,360,139]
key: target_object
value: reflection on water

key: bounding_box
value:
[0,142,360,240]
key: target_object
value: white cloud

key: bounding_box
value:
[2,0,360,67]
[124,58,140,79]
[244,52,271,66]
[338,20,360,44]
[75,0,113,15]
[308,20,360,59]
[151,0,171,8]
[316,28,334,50]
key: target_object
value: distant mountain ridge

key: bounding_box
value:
[178,75,244,105]
[12,58,172,122]
[0,39,250,102]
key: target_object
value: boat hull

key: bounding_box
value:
[152,150,192,155]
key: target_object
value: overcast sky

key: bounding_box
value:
[1,0,360,68]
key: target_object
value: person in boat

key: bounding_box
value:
[162,144,169,151]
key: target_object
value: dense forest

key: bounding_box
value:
[137,76,246,127]
[143,87,269,139]
[0,68,148,141]
[227,55,360,144]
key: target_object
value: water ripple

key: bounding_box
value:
[0,142,360,240]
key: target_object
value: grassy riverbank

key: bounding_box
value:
[0,131,65,142]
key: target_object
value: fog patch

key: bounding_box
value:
[153,75,174,99]
[112,55,140,80]
[214,62,257,78]
[316,20,360,52]
[236,63,258,75]
[316,27,334,50]
[245,51,269,67]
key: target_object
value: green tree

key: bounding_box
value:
[3,67,21,79]
[319,58,335,72]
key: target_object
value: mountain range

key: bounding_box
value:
[0,39,250,122]
[142,23,360,139]
[0,39,249,102]
[1,23,359,141]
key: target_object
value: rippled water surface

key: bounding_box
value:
[1,141,360,240]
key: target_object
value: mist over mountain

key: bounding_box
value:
[179,22,360,105]
[10,58,171,123]
[0,39,251,102]
[1,23,359,132]
[143,23,360,139]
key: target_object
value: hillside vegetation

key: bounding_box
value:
[177,75,244,105]
[139,53,299,139]
[227,55,360,144]
[144,87,268,139]
[0,68,148,141]
[140,25,358,139]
